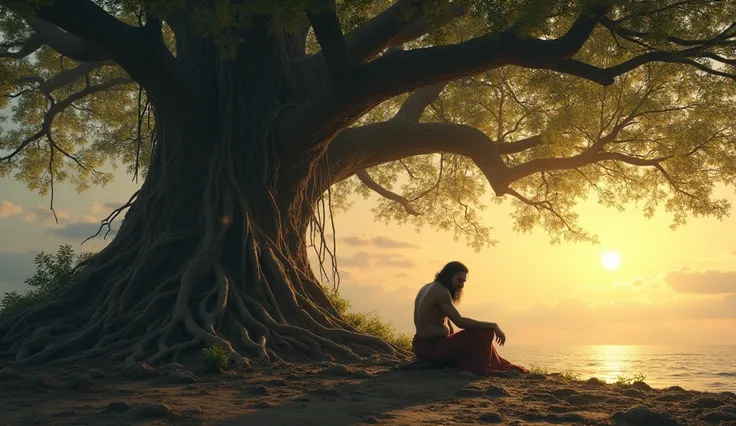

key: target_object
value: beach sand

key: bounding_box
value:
[1,359,735,425]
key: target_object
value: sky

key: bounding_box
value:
[1,161,735,347]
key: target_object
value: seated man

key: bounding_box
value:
[412,261,528,375]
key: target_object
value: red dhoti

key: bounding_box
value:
[412,329,528,375]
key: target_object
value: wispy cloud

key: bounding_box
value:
[23,205,70,223]
[341,234,420,249]
[0,201,23,219]
[664,268,736,295]
[338,251,416,269]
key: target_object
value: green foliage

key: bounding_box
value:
[199,344,230,373]
[527,364,549,375]
[325,286,411,351]
[615,373,647,387]
[0,245,94,318]
[557,370,582,382]
[1,1,735,249]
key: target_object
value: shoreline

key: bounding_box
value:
[2,360,736,425]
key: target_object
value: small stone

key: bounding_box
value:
[664,386,685,392]
[622,388,646,399]
[655,392,692,402]
[456,386,485,397]
[183,408,203,416]
[691,397,724,409]
[485,384,510,397]
[252,401,272,409]
[326,364,351,376]
[631,380,652,391]
[458,371,476,378]
[362,416,379,424]
[268,378,287,387]
[322,354,336,363]
[479,412,503,423]
[586,377,606,386]
[104,401,131,413]
[611,405,679,426]
[526,372,546,380]
[165,371,197,384]
[354,369,373,378]
[251,385,271,396]
[123,362,155,379]
[125,402,175,419]
[550,388,578,398]
[70,373,95,390]
[699,410,736,423]
[0,368,22,381]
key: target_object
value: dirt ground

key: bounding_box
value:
[1,359,736,425]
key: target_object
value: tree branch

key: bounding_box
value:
[328,121,510,194]
[1,77,133,162]
[391,83,446,121]
[28,19,109,62]
[282,4,612,150]
[306,0,352,88]
[17,0,207,115]
[355,170,419,215]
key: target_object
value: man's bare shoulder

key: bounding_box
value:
[422,282,451,302]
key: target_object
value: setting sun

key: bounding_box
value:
[601,250,622,271]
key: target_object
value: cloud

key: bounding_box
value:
[342,235,371,246]
[23,205,70,224]
[0,201,23,219]
[371,236,420,249]
[664,268,736,294]
[341,234,420,249]
[338,251,415,269]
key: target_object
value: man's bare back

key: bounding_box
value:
[413,282,453,338]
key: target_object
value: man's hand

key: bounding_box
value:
[493,325,506,346]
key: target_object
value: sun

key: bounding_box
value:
[601,250,622,271]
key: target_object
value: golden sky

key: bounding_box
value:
[1,174,735,346]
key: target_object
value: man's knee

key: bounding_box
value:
[466,328,495,342]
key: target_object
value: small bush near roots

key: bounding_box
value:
[200,345,230,373]
[325,287,412,351]
[559,370,582,381]
[0,245,94,318]
[528,364,549,375]
[615,373,647,387]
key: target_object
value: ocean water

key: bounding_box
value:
[497,345,736,392]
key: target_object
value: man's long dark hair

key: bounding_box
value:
[434,261,468,303]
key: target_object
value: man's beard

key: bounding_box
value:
[449,286,463,303]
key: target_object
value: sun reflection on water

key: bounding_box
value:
[587,345,637,383]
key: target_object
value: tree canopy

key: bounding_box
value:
[2,0,735,251]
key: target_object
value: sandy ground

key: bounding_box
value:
[1,359,736,426]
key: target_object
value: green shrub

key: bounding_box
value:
[615,373,647,387]
[200,344,230,373]
[0,245,94,318]
[558,370,581,381]
[528,364,549,375]
[325,287,412,351]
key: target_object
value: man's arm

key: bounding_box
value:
[435,288,497,331]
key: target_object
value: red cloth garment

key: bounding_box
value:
[412,329,528,375]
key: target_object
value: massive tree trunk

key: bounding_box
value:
[0,23,401,367]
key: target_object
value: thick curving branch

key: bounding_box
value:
[17,60,116,95]
[307,0,352,86]
[28,19,109,62]
[282,4,612,153]
[14,0,207,115]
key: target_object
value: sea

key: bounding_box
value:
[497,345,736,392]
